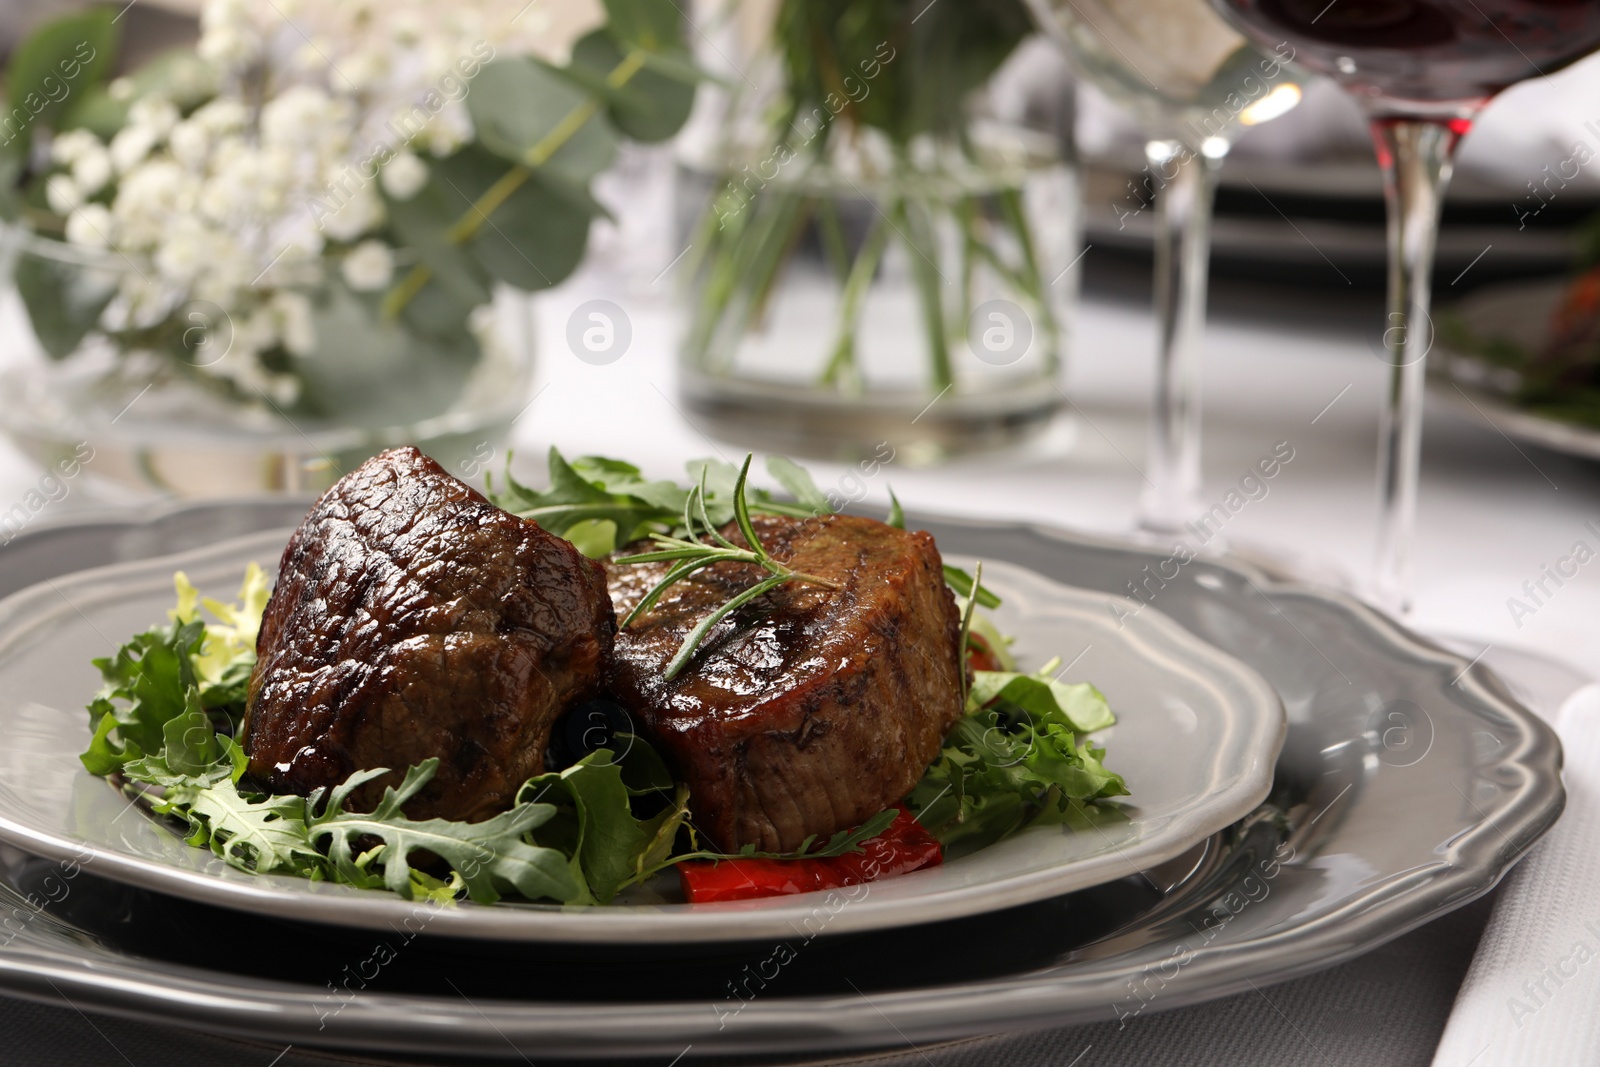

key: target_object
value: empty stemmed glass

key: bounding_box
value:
[1025,0,1303,535]
[1206,0,1600,613]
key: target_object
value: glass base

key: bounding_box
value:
[680,371,1062,466]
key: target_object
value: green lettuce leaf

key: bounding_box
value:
[908,667,1127,851]
[308,760,579,904]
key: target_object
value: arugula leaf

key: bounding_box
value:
[485,448,829,556]
[81,617,203,773]
[153,765,323,875]
[944,564,1002,609]
[765,455,830,515]
[518,749,654,904]
[486,448,724,554]
[308,760,579,904]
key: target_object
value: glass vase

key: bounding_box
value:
[675,7,1079,464]
[0,223,534,499]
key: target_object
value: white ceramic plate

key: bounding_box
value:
[0,528,1284,944]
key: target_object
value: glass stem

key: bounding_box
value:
[1370,119,1463,616]
[1139,138,1223,535]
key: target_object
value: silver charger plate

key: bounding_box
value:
[0,501,1565,1060]
[0,529,1284,944]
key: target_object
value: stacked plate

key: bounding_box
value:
[0,501,1564,1060]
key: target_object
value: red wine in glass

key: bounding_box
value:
[1209,0,1600,613]
[1216,0,1600,113]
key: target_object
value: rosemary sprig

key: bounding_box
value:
[614,454,840,679]
[957,560,982,709]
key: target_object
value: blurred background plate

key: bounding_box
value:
[1433,277,1600,463]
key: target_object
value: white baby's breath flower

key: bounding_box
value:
[108,77,135,102]
[65,204,114,247]
[45,174,83,214]
[272,291,317,356]
[109,125,158,174]
[70,147,112,196]
[414,107,473,157]
[200,145,293,222]
[316,186,384,242]
[113,160,197,249]
[50,129,100,166]
[341,240,394,291]
[153,217,215,286]
[192,98,248,135]
[198,0,261,68]
[341,47,390,91]
[261,85,339,149]
[128,98,180,139]
[379,150,429,200]
[167,120,209,169]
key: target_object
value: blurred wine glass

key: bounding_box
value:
[1025,0,1303,535]
[1207,0,1600,613]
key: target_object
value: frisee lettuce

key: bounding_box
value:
[907,664,1130,854]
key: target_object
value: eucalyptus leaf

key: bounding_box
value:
[382,177,493,308]
[568,30,694,143]
[429,146,597,292]
[600,0,682,51]
[294,279,481,426]
[467,58,617,183]
[14,250,117,359]
[1,7,116,153]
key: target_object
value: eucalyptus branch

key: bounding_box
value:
[614,454,840,679]
[383,48,651,321]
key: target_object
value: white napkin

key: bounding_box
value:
[1432,683,1600,1067]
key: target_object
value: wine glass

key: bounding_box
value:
[1206,0,1600,613]
[1025,0,1304,535]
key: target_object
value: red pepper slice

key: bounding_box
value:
[967,631,1004,673]
[678,807,942,903]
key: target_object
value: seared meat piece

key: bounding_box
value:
[608,513,964,852]
[242,447,614,823]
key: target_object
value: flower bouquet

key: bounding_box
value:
[0,0,698,493]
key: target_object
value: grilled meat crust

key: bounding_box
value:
[607,513,964,852]
[242,447,614,823]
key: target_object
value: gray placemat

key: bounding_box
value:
[1,890,1491,1067]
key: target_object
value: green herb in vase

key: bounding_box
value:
[678,0,1076,462]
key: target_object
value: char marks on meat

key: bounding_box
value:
[607,513,965,853]
[242,446,614,823]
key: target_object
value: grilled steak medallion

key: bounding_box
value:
[242,447,614,823]
[608,513,965,853]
